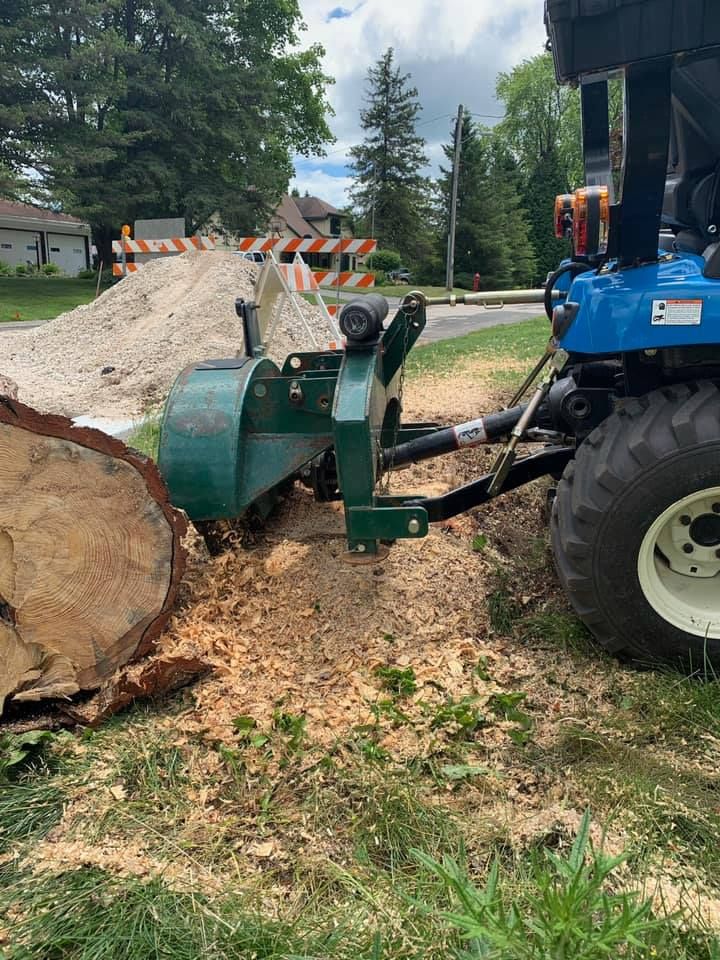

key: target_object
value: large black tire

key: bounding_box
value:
[551,382,720,671]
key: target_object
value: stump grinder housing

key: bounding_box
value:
[159,1,720,671]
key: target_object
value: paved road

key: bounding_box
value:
[0,301,544,344]
[420,302,543,342]
[0,320,45,332]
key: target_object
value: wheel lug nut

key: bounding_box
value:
[683,543,694,554]
[680,515,692,526]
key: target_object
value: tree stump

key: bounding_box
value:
[0,398,186,715]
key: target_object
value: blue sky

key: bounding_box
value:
[290,0,547,208]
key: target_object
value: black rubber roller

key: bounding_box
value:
[339,294,390,343]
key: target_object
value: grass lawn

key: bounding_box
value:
[0,277,105,323]
[407,314,549,380]
[6,318,720,960]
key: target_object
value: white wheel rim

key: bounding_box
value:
[637,486,720,640]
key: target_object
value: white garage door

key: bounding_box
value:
[0,229,40,268]
[47,234,87,275]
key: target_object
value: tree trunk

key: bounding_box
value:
[0,398,186,716]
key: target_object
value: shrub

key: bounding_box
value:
[14,264,28,277]
[41,262,61,276]
[0,261,13,277]
[454,272,474,290]
[366,249,401,273]
[77,268,97,280]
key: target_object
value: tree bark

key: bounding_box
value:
[0,398,186,716]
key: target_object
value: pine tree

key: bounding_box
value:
[349,48,429,260]
[0,0,333,262]
[438,115,536,290]
[522,148,571,283]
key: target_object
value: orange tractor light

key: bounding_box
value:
[573,185,610,258]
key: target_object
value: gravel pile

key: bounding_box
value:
[3,251,335,419]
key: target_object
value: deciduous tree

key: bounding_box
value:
[0,0,333,261]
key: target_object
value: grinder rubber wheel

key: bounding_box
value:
[551,382,720,672]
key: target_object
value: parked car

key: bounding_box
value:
[388,267,413,284]
[234,251,266,264]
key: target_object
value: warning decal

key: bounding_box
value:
[651,299,703,326]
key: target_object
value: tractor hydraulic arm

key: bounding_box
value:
[381,404,528,470]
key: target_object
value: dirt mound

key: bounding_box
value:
[3,251,334,419]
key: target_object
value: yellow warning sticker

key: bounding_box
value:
[651,299,703,326]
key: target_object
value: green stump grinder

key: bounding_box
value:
[160,0,720,672]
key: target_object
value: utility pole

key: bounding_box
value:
[446,104,464,292]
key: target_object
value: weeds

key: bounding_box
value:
[429,696,486,740]
[0,729,56,780]
[413,810,719,959]
[375,665,418,698]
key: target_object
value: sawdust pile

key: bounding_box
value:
[139,372,601,756]
[2,251,334,419]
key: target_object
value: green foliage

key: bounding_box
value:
[232,714,270,749]
[413,810,676,960]
[14,263,33,277]
[0,260,13,277]
[349,48,430,261]
[77,267,97,280]
[487,583,522,635]
[496,53,579,184]
[0,276,109,322]
[128,415,161,459]
[495,53,578,283]
[40,261,61,276]
[430,696,486,740]
[375,665,417,698]
[272,710,306,754]
[523,149,573,284]
[0,1,333,261]
[488,692,534,746]
[0,867,342,960]
[0,730,55,781]
[438,115,536,290]
[366,249,401,273]
[471,535,487,553]
[0,780,66,854]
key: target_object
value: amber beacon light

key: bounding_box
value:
[572,186,610,258]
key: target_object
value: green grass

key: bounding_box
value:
[5,314,720,956]
[407,315,549,379]
[128,414,161,459]
[0,277,106,323]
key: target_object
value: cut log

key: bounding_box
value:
[0,398,186,715]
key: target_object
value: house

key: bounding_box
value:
[269,194,356,269]
[0,201,91,275]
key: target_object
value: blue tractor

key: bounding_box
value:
[159,0,720,671]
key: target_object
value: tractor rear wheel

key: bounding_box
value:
[551,382,720,671]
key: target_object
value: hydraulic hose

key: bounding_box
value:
[544,262,592,321]
[381,404,527,471]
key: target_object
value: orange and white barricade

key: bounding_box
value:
[112,235,215,276]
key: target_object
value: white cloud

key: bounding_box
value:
[293,0,547,198]
[290,168,354,208]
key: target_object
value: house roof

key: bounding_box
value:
[294,196,342,220]
[271,194,322,239]
[0,200,86,226]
